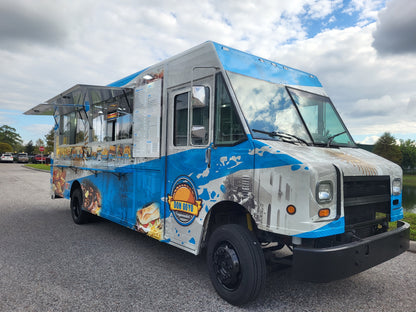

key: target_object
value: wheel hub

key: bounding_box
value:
[213,243,241,289]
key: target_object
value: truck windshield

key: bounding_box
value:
[227,71,355,147]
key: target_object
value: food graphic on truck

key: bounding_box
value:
[25,41,410,305]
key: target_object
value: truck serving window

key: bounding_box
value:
[56,88,133,146]
[60,112,76,145]
[91,89,133,142]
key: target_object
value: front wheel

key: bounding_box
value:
[206,224,266,306]
[70,188,90,224]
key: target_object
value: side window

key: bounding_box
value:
[59,112,77,145]
[191,86,209,145]
[92,89,133,142]
[174,86,210,147]
[174,92,189,146]
[76,111,88,144]
[214,74,246,145]
[92,110,106,142]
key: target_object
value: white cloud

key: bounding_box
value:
[359,135,380,144]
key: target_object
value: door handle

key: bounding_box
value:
[205,147,211,168]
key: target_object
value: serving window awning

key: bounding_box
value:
[24,84,133,116]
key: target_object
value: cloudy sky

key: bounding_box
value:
[1,0,415,145]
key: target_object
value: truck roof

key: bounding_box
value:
[108,41,322,89]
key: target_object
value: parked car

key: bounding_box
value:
[17,153,29,163]
[33,154,50,164]
[0,153,14,163]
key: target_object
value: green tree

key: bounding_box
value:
[45,127,54,154]
[373,132,402,165]
[25,140,35,155]
[0,142,13,153]
[0,125,23,150]
[400,139,416,169]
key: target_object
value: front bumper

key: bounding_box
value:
[292,221,410,282]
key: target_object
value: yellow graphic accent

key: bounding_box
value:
[168,183,202,217]
[325,150,378,176]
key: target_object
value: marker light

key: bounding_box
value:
[318,208,330,218]
[392,178,402,195]
[286,205,296,215]
[316,181,333,203]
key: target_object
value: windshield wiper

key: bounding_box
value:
[327,131,347,147]
[252,129,309,145]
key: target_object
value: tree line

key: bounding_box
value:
[371,132,416,171]
[0,125,54,155]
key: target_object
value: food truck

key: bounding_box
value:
[25,41,410,305]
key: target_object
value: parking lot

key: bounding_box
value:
[1,163,416,312]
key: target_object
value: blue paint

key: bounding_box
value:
[189,238,196,244]
[220,184,226,193]
[295,217,345,238]
[199,188,210,200]
[291,164,301,171]
[107,68,148,87]
[252,140,303,170]
[212,42,322,88]
[391,194,403,222]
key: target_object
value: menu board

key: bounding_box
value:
[132,79,162,158]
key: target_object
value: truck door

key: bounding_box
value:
[165,77,214,251]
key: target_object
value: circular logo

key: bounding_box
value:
[168,176,202,226]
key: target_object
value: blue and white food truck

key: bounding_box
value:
[26,41,410,305]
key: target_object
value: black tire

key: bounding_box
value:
[207,224,266,306]
[70,188,90,224]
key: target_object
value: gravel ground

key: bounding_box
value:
[1,163,415,312]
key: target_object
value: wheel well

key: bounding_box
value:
[70,180,81,198]
[202,201,256,249]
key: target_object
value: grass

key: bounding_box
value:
[25,163,51,171]
[402,174,416,241]
[403,174,416,187]
[401,212,416,241]
[389,212,416,241]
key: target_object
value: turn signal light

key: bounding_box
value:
[286,205,296,215]
[318,208,330,218]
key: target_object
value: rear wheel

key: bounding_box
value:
[70,188,89,224]
[207,224,266,305]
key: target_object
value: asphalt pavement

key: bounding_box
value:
[1,163,415,312]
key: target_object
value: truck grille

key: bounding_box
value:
[343,176,390,237]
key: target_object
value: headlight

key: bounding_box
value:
[392,178,401,195]
[316,181,333,203]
